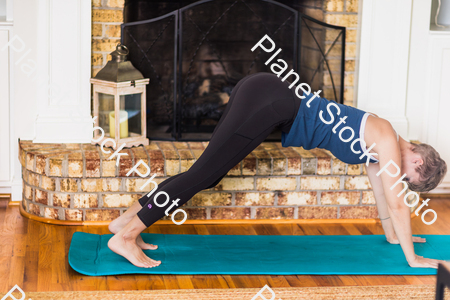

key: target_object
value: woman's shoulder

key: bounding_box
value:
[365,114,398,148]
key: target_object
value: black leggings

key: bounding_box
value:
[136,72,302,227]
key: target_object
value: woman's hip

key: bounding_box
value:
[234,72,297,116]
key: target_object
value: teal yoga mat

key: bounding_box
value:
[68,232,450,276]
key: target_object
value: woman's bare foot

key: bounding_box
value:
[108,232,161,268]
[109,219,157,250]
[108,201,157,250]
[107,216,161,268]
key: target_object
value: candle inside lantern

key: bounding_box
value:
[109,110,129,138]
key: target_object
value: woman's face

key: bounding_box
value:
[401,152,423,185]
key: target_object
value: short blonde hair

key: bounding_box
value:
[407,142,447,192]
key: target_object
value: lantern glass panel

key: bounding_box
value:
[98,92,115,137]
[120,93,142,136]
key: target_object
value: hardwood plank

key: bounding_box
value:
[108,274,138,291]
[13,233,27,257]
[0,205,19,257]
[134,274,165,290]
[162,275,181,289]
[191,275,225,289]
[340,223,364,235]
[293,275,319,287]
[146,224,163,234]
[206,224,258,235]
[417,275,437,285]
[0,256,12,292]
[252,224,281,236]
[14,208,27,235]
[282,275,313,287]
[350,275,376,286]
[8,253,25,289]
[229,275,267,288]
[216,275,234,289]
[311,275,344,287]
[402,275,431,285]
[361,223,384,235]
[22,220,40,292]
[298,224,327,235]
[37,224,53,291]
[272,223,305,235]
[52,225,71,291]
[0,200,7,226]
[9,215,27,289]
[336,275,359,286]
[317,224,350,235]
[176,275,195,289]
[267,275,291,287]
[193,224,210,235]
[352,224,374,235]
[154,224,197,235]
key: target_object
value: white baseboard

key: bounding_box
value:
[1,179,23,200]
[10,179,22,201]
[0,187,11,194]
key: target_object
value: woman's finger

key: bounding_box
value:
[413,237,426,243]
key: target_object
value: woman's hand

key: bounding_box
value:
[387,235,426,244]
[408,255,444,269]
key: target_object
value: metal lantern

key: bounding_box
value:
[91,43,149,149]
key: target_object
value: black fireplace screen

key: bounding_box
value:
[121,0,346,141]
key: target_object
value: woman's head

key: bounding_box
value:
[405,142,447,192]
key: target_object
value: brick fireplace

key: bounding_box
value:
[20,140,388,222]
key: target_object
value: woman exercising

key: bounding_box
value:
[107,72,447,269]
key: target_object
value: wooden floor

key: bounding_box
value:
[1,198,450,293]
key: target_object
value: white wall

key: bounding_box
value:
[0,1,15,197]
[0,29,11,185]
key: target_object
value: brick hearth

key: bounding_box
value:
[16,139,407,223]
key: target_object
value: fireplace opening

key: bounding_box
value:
[121,0,345,141]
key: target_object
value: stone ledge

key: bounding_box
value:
[19,140,369,178]
[18,140,417,223]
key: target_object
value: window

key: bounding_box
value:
[0,0,6,21]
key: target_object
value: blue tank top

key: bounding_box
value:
[281,92,378,165]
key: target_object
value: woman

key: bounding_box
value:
[107,72,447,269]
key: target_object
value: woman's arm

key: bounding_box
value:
[365,163,426,244]
[365,163,396,241]
[370,120,441,268]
